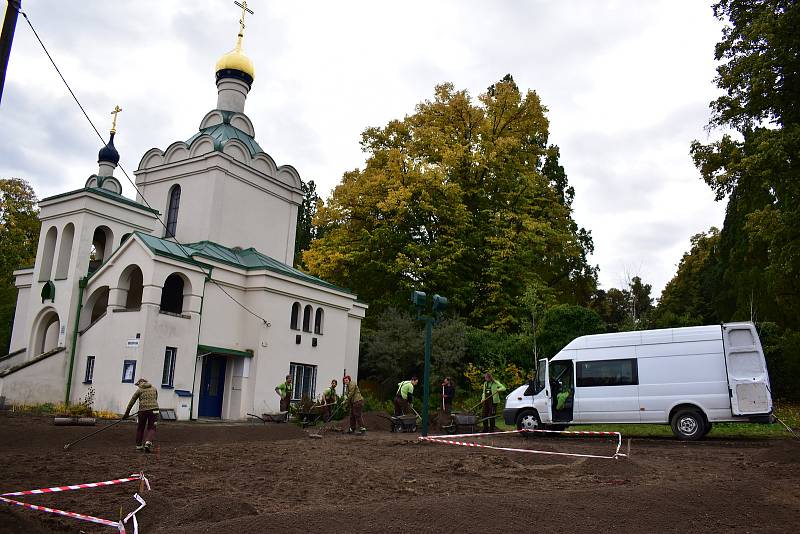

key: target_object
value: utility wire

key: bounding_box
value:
[18,8,269,325]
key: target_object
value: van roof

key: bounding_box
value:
[556,324,725,354]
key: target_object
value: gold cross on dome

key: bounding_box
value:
[234,0,254,38]
[110,105,122,134]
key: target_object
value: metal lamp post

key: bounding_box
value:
[411,290,448,436]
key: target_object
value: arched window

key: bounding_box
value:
[54,223,74,279]
[160,273,185,314]
[79,286,110,331]
[302,305,312,332]
[290,302,301,330]
[89,287,109,324]
[32,310,61,356]
[165,185,181,238]
[119,265,144,309]
[89,226,114,274]
[38,226,58,281]
[314,308,324,334]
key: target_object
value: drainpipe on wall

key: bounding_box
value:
[65,276,87,405]
[189,273,210,420]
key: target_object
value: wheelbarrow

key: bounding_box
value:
[298,411,323,428]
[247,412,289,423]
[389,414,419,433]
[441,413,480,434]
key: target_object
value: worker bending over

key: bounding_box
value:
[394,376,418,416]
[123,378,159,452]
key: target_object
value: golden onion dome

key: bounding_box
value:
[215,41,255,81]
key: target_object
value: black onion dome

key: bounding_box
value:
[98,132,120,165]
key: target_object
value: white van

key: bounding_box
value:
[502,322,773,440]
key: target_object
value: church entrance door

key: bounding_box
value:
[199,355,226,417]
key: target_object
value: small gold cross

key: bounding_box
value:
[234,0,254,39]
[110,105,122,134]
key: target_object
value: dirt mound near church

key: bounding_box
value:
[2,416,798,533]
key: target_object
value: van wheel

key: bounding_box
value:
[516,410,540,432]
[670,409,706,440]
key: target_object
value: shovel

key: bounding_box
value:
[63,412,137,451]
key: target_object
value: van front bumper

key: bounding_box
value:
[503,408,517,426]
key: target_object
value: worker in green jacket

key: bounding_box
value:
[275,374,293,422]
[342,375,366,434]
[321,379,338,422]
[481,372,506,433]
[123,378,159,452]
[394,376,419,416]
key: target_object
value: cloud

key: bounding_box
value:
[0,0,727,298]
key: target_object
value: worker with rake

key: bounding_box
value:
[394,376,418,416]
[481,372,506,433]
[321,379,338,421]
[123,378,159,452]
[342,375,366,434]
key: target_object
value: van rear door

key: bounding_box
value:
[722,323,772,415]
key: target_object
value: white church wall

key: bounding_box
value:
[74,303,147,414]
[135,163,217,243]
[244,275,361,415]
[75,290,201,415]
[136,152,302,262]
[0,350,67,405]
[9,269,32,353]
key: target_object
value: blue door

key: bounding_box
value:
[198,355,226,417]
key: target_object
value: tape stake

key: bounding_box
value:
[0,473,150,532]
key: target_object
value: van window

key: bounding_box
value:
[576,358,638,387]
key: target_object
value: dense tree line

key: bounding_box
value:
[655,0,800,399]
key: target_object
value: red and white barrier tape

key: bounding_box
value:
[420,428,626,459]
[0,473,150,533]
[1,473,147,497]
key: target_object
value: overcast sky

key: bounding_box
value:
[0,0,727,297]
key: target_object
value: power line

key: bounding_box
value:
[18,7,269,325]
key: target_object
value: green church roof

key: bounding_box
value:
[41,187,160,215]
[186,111,264,157]
[134,232,351,294]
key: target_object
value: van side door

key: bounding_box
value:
[534,358,552,424]
[722,323,773,415]
[574,357,640,423]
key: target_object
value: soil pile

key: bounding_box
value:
[0,416,798,533]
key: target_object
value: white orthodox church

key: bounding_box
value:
[0,15,366,419]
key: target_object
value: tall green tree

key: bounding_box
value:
[294,179,320,269]
[0,178,40,354]
[690,0,800,329]
[536,304,605,358]
[304,76,596,331]
[654,228,721,327]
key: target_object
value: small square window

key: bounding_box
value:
[122,360,137,383]
[83,356,95,384]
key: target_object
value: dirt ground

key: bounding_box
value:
[0,412,798,533]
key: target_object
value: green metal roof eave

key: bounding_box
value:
[40,187,160,215]
[151,249,214,271]
[133,232,214,273]
[189,250,352,294]
[197,344,252,358]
